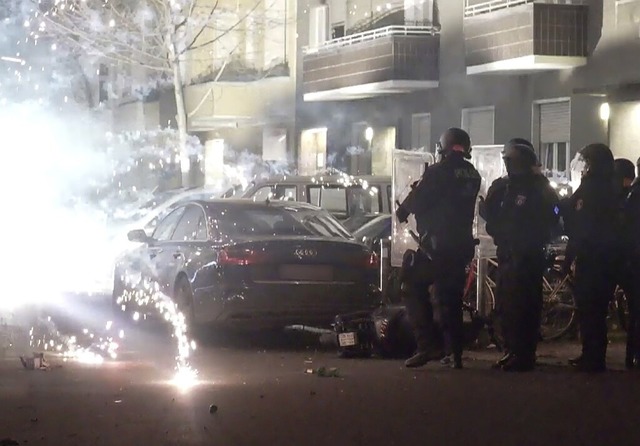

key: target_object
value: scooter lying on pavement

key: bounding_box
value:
[287,231,485,359]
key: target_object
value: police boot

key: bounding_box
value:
[405,350,444,368]
[573,358,606,373]
[568,355,583,367]
[625,352,635,370]
[451,352,463,370]
[492,351,514,370]
[502,353,536,372]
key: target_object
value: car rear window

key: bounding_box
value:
[213,206,351,239]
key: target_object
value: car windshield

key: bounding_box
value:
[353,215,391,239]
[214,206,352,239]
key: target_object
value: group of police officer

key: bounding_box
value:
[396,127,640,372]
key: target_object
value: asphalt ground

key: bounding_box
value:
[2,306,640,446]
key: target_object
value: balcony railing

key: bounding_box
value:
[303,25,439,55]
[464,0,584,17]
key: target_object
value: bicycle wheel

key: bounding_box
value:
[540,269,577,341]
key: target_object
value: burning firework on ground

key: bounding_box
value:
[115,274,198,388]
[28,316,120,365]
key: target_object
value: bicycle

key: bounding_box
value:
[462,250,576,343]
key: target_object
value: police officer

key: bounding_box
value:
[563,144,618,372]
[396,127,481,369]
[481,138,559,372]
[614,158,639,368]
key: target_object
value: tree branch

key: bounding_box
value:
[185,0,263,53]
[180,0,220,54]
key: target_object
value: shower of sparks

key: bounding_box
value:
[28,317,120,365]
[116,275,198,387]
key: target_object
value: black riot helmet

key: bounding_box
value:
[579,143,614,179]
[436,128,472,160]
[502,138,538,177]
[614,158,636,186]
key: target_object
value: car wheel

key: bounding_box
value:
[174,277,198,334]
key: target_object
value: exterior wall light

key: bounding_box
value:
[599,102,610,121]
[365,127,374,143]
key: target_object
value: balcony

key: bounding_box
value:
[302,25,440,102]
[464,0,588,75]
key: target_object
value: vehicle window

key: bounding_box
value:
[144,204,179,232]
[214,206,351,239]
[347,186,381,214]
[172,206,207,241]
[354,217,391,240]
[307,186,347,213]
[152,207,186,241]
[251,185,297,201]
[196,215,208,240]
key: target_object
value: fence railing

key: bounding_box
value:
[303,25,439,55]
[464,0,584,17]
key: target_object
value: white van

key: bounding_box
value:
[223,175,392,232]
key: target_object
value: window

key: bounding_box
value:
[615,0,640,31]
[542,142,570,179]
[152,207,186,241]
[214,206,350,238]
[332,24,345,39]
[404,0,434,25]
[172,206,207,241]
[411,113,431,151]
[309,5,329,48]
[196,216,209,240]
[461,107,495,146]
[251,185,297,202]
[308,186,347,214]
[348,187,381,214]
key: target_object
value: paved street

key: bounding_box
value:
[2,311,640,446]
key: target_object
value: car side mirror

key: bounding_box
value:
[127,229,151,243]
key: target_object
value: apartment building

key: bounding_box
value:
[298,0,640,179]
[107,0,298,184]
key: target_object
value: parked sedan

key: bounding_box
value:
[113,199,380,330]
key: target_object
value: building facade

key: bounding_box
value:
[298,0,640,180]
[105,0,298,185]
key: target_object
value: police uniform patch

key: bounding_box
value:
[515,195,527,206]
[576,199,584,211]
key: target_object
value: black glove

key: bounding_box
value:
[396,204,410,224]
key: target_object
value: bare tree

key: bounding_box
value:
[32,0,273,186]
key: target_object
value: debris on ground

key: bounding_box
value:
[209,404,218,414]
[306,366,340,378]
[19,353,49,371]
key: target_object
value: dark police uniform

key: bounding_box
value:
[397,152,481,361]
[562,175,619,369]
[482,174,559,366]
[622,181,640,366]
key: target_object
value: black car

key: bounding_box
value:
[113,200,380,330]
[352,215,392,255]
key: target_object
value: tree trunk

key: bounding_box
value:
[172,59,190,188]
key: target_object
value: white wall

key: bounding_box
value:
[609,101,640,162]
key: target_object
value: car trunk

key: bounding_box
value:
[219,236,377,285]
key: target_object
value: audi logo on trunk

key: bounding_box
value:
[294,248,317,258]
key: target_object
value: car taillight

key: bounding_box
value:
[219,247,263,266]
[366,252,379,269]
